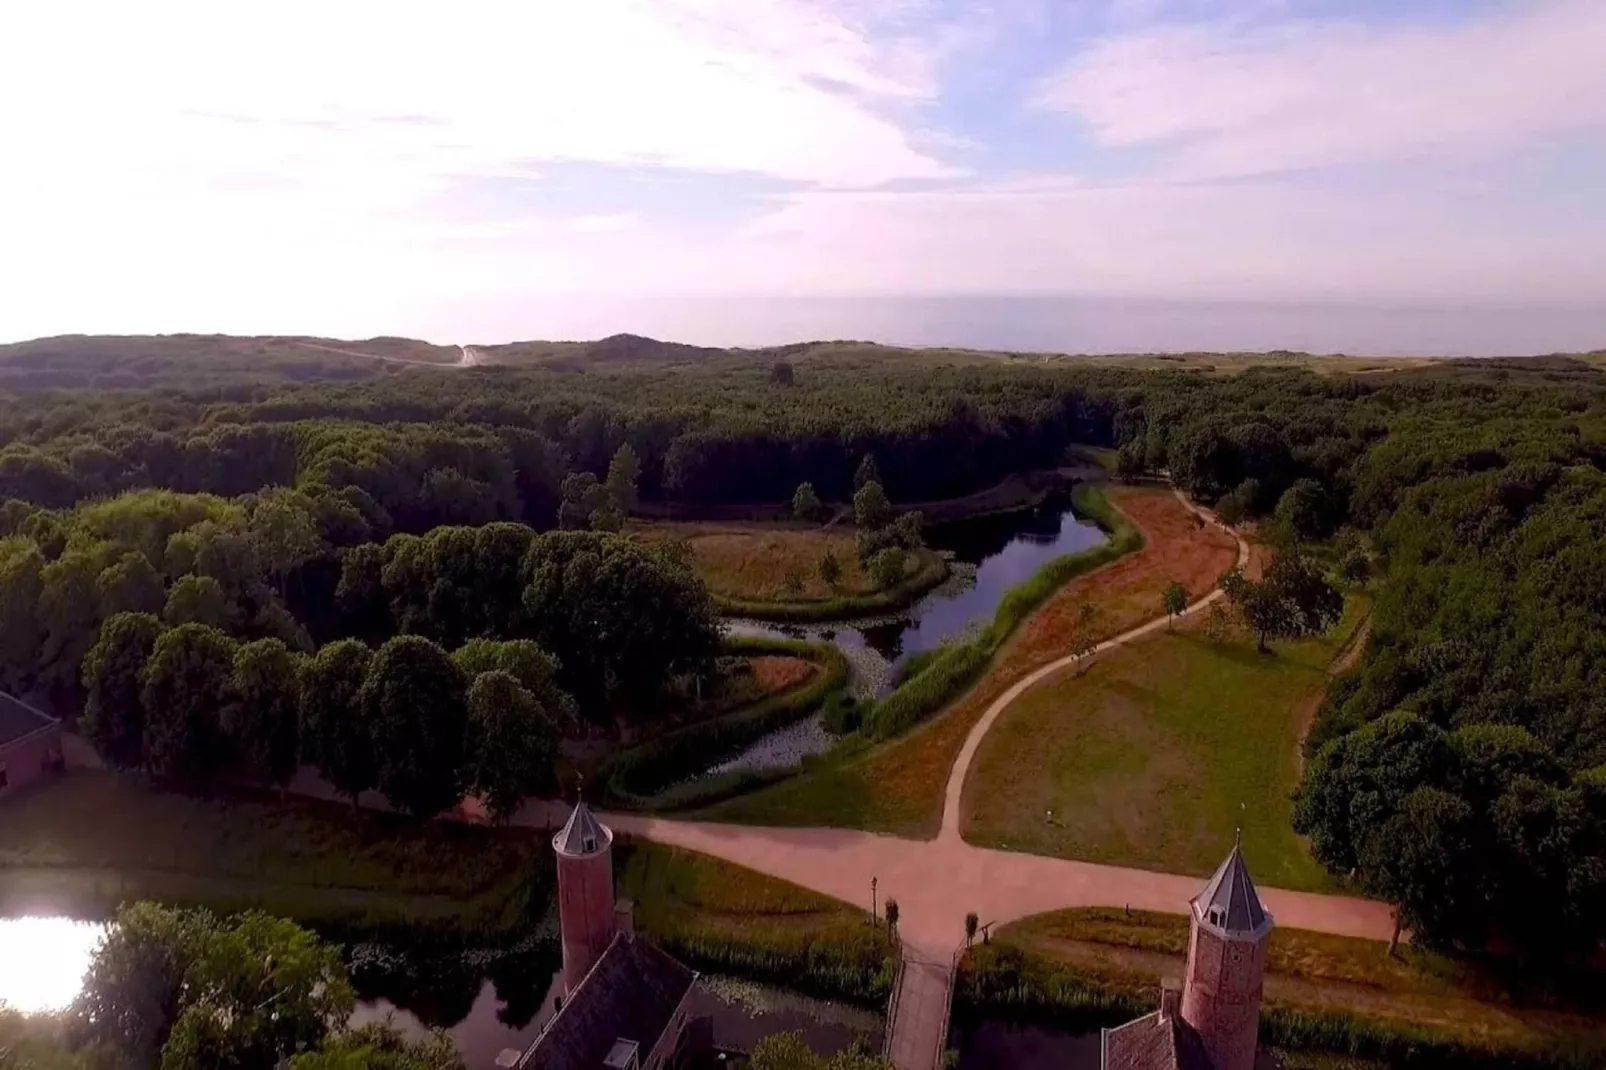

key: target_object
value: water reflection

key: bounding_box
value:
[0,917,103,1014]
[732,492,1107,694]
[952,1019,1101,1069]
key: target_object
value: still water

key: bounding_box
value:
[711,494,1106,777]
[731,491,1108,696]
[952,1018,1101,1070]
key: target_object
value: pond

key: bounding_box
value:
[714,492,1107,776]
[950,1017,1101,1069]
[0,917,881,1066]
[732,490,1107,694]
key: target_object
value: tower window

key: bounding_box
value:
[583,835,596,852]
[1208,907,1224,927]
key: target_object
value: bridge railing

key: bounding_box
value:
[881,946,907,1062]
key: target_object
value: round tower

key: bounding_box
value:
[553,801,616,995]
[1180,834,1273,1070]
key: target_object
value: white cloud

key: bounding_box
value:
[569,214,640,233]
[1033,0,1606,179]
[0,0,954,206]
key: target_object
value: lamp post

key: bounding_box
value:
[872,877,878,927]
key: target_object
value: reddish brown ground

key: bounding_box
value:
[706,484,1242,836]
[747,655,816,694]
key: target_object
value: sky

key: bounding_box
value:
[2,0,1605,351]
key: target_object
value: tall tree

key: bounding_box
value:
[450,637,574,725]
[161,912,354,1070]
[163,573,232,630]
[793,482,823,522]
[852,453,881,493]
[226,638,304,792]
[72,902,217,1066]
[249,487,326,597]
[300,639,376,809]
[852,481,892,533]
[38,547,103,704]
[1219,552,1342,652]
[139,623,238,791]
[1161,580,1188,628]
[96,551,164,618]
[605,443,641,514]
[82,611,165,770]
[361,636,469,818]
[557,472,603,531]
[1274,478,1334,542]
[0,535,44,692]
[464,670,558,822]
[290,1025,464,1070]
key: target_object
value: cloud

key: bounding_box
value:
[569,214,640,233]
[720,174,1606,305]
[1033,0,1606,179]
[0,0,955,200]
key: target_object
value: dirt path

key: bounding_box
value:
[938,489,1249,842]
[292,341,477,368]
[513,801,1395,962]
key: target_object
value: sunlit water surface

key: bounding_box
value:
[0,918,105,1013]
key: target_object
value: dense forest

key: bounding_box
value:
[2,335,1605,957]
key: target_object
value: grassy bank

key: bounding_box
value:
[956,938,1605,1070]
[0,773,547,945]
[601,637,848,812]
[713,547,948,622]
[702,483,1169,832]
[633,519,949,621]
[866,483,1141,739]
[616,839,895,1007]
[963,599,1368,889]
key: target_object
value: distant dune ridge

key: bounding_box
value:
[0,330,1602,392]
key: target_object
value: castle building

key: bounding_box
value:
[519,803,703,1070]
[1102,837,1275,1070]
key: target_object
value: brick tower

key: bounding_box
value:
[553,801,616,996]
[1180,833,1273,1070]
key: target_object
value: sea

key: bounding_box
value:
[450,295,1606,359]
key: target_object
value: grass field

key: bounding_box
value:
[704,485,1240,836]
[615,839,895,1004]
[961,600,1368,889]
[634,522,875,600]
[0,773,544,937]
[631,520,946,617]
[989,907,1606,1057]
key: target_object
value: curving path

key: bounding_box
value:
[937,488,1249,841]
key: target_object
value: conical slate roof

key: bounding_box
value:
[1191,836,1269,935]
[554,801,612,856]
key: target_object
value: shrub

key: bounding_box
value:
[602,638,847,810]
[865,484,1143,740]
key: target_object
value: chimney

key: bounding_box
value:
[614,898,636,939]
[1159,980,1182,1021]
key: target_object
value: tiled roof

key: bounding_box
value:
[521,935,696,1070]
[1191,837,1269,935]
[0,692,57,747]
[1103,1010,1214,1070]
[554,801,612,856]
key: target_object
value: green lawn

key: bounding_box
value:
[962,602,1369,891]
[615,839,895,1005]
[0,772,546,937]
